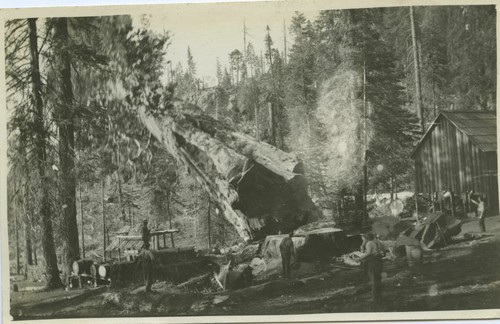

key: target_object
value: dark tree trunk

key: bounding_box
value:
[24,215,33,277]
[79,182,85,259]
[101,178,106,262]
[254,103,260,141]
[390,177,394,202]
[33,242,38,265]
[268,102,276,146]
[278,108,285,151]
[15,213,20,275]
[54,18,80,276]
[28,18,62,288]
[207,196,212,249]
[166,192,175,247]
[116,171,127,222]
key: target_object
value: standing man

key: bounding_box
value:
[279,230,296,279]
[471,194,486,232]
[141,219,151,249]
[136,243,155,292]
[359,233,383,302]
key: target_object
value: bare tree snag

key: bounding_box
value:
[410,6,424,133]
[138,100,321,242]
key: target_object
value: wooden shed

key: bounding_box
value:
[411,111,498,213]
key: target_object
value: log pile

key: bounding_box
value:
[138,100,322,241]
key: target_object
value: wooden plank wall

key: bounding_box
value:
[414,116,498,211]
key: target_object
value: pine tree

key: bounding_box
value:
[187,46,197,80]
[216,57,223,86]
[229,49,243,85]
[420,6,449,117]
[445,5,496,110]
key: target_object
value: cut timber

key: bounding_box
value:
[72,259,94,275]
[138,100,321,241]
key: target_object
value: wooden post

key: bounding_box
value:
[208,197,212,249]
[415,194,419,223]
[462,192,468,216]
[128,204,132,227]
[429,193,434,212]
[390,177,394,202]
[163,234,166,248]
[395,178,398,200]
[268,102,276,146]
[15,213,20,275]
[362,62,368,227]
[118,238,121,262]
[167,193,174,247]
[101,178,106,262]
[156,234,160,250]
[450,191,456,218]
[33,241,37,265]
[79,182,85,259]
[254,103,259,141]
[363,165,368,226]
[131,206,134,227]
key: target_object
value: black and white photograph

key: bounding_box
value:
[1,0,499,322]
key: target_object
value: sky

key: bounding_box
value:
[130,2,320,85]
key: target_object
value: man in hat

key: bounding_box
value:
[141,219,150,249]
[136,242,155,292]
[359,233,384,302]
[279,230,296,279]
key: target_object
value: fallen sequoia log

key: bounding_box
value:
[100,258,216,286]
[138,100,322,241]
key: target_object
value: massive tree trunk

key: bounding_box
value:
[138,100,321,242]
[54,18,80,276]
[28,18,62,288]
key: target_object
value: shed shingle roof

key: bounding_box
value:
[442,111,497,152]
[412,111,497,157]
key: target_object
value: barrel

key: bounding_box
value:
[98,264,111,279]
[405,245,423,266]
[72,259,94,275]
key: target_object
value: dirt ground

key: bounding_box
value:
[9,216,500,320]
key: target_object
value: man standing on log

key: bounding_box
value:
[141,219,150,249]
[136,243,155,292]
[359,233,383,302]
[280,231,296,279]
